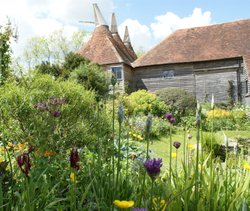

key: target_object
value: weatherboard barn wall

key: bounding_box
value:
[133,58,247,103]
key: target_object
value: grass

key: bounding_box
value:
[221,130,250,139]
[137,128,250,169]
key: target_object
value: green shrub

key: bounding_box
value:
[127,115,170,139]
[69,63,109,96]
[156,88,196,121]
[0,74,111,152]
[205,108,248,131]
[122,90,168,117]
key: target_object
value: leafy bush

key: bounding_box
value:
[63,52,88,72]
[127,115,170,139]
[69,63,109,96]
[36,61,64,78]
[156,88,196,121]
[0,74,111,152]
[122,90,168,117]
[205,108,249,131]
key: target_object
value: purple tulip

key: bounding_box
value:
[70,148,80,170]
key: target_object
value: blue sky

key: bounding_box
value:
[114,0,250,25]
[0,0,249,56]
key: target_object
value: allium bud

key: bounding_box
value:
[211,94,215,110]
[117,102,124,124]
[145,114,153,134]
[197,100,202,113]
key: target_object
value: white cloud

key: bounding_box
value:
[0,0,115,57]
[0,1,212,58]
[118,19,152,52]
[151,8,212,41]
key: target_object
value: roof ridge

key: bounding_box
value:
[174,18,250,33]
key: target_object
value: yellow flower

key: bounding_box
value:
[113,200,134,208]
[171,152,177,158]
[0,147,5,153]
[137,135,144,141]
[0,157,4,163]
[188,144,195,150]
[18,143,25,152]
[7,143,13,149]
[70,172,76,182]
[243,163,250,170]
[133,134,137,137]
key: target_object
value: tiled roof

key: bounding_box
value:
[133,19,250,75]
[77,25,136,65]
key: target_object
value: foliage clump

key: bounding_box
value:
[69,62,109,96]
[35,52,109,96]
[156,88,196,118]
[122,89,168,117]
[0,74,111,151]
[205,108,249,131]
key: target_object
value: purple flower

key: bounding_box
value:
[173,141,181,149]
[132,209,147,211]
[144,158,162,179]
[164,113,172,121]
[165,113,175,124]
[52,111,61,118]
[169,117,176,124]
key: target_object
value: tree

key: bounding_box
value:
[69,62,109,96]
[0,20,17,84]
[23,29,89,69]
[35,52,88,79]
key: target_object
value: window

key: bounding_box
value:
[163,70,174,78]
[112,66,122,80]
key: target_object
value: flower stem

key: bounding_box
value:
[195,116,200,210]
[116,121,122,195]
[169,124,172,183]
